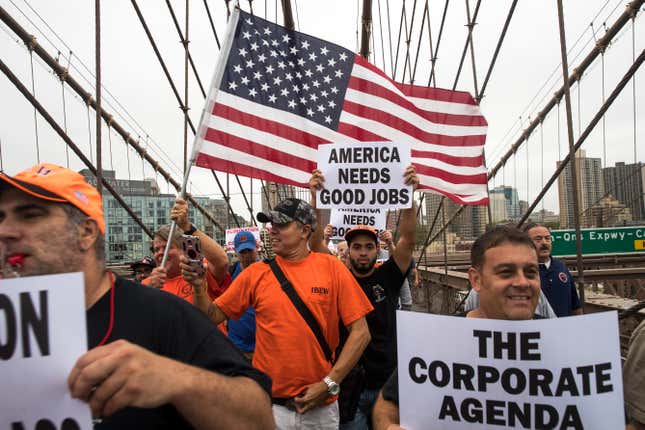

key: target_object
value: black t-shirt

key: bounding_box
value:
[87,276,271,430]
[355,257,406,389]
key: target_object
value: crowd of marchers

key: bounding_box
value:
[0,162,642,430]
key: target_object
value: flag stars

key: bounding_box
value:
[273,76,283,86]
[331,86,339,94]
[242,31,252,40]
[302,83,310,91]
[277,61,286,70]
[323,75,332,84]
[324,115,332,124]
[241,76,250,85]
[328,100,336,108]
[261,83,270,91]
[258,53,267,62]
[306,108,315,117]
[245,59,255,68]
[328,58,337,67]
[317,104,325,112]
[268,94,277,103]
[250,42,259,51]
[271,39,279,47]
[233,64,243,74]
[335,69,344,78]
[315,64,324,73]
[228,81,238,90]
[320,46,329,56]
[238,47,248,57]
[295,72,303,79]
[270,50,278,58]
[300,96,307,104]
[308,52,318,61]
[263,27,272,35]
[339,52,348,61]
[312,80,320,88]
[279,50,287,57]
[281,88,290,97]
[310,93,319,102]
[262,39,270,47]
[253,71,263,80]
[248,88,258,97]
[320,90,329,98]
[245,18,253,25]
[297,58,306,67]
[288,61,295,68]
[265,65,275,74]
[304,69,313,78]
[301,40,310,50]
[285,73,293,81]
[282,34,291,43]
[292,84,300,93]
[290,46,298,55]
[288,99,296,109]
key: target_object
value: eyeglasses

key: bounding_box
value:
[532,235,552,242]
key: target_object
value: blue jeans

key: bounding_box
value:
[340,388,379,430]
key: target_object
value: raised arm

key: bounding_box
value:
[391,165,419,274]
[172,197,229,284]
[308,169,332,254]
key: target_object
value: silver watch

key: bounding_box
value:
[323,376,340,396]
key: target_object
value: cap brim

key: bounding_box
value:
[0,174,67,203]
[235,242,256,253]
[345,228,378,243]
[257,210,294,224]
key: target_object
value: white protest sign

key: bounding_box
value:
[316,141,412,210]
[0,272,92,430]
[329,208,387,240]
[225,226,261,252]
[397,311,624,430]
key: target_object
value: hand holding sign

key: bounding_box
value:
[68,339,186,418]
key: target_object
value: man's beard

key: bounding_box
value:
[350,256,376,274]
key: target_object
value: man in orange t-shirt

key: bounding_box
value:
[143,198,230,305]
[192,198,373,430]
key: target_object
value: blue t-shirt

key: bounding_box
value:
[540,257,581,317]
[227,261,256,353]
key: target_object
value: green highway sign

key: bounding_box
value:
[551,226,645,256]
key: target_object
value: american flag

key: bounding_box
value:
[194,8,488,205]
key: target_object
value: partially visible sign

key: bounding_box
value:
[329,208,387,240]
[316,141,412,210]
[0,273,92,430]
[397,311,624,430]
[551,226,645,256]
[225,226,261,253]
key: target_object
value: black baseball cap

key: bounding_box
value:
[257,198,317,231]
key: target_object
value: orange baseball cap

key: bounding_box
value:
[0,163,105,233]
[345,224,378,243]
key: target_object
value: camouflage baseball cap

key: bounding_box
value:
[257,198,317,231]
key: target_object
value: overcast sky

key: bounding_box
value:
[1,0,643,218]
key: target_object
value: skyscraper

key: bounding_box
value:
[557,149,604,228]
[489,186,520,221]
[602,161,645,221]
[425,193,486,241]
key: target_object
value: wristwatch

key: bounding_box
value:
[323,376,340,396]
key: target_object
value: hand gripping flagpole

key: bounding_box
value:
[161,7,241,268]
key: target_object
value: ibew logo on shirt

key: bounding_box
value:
[311,286,329,295]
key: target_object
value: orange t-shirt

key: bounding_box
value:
[215,252,373,398]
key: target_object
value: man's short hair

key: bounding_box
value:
[471,225,537,269]
[522,222,548,233]
[154,224,183,248]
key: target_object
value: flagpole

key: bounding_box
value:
[161,7,241,267]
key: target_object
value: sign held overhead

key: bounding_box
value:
[316,142,412,209]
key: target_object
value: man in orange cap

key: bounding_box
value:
[0,163,273,429]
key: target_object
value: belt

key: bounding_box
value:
[272,397,297,411]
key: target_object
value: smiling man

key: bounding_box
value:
[372,225,542,430]
[192,198,373,430]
